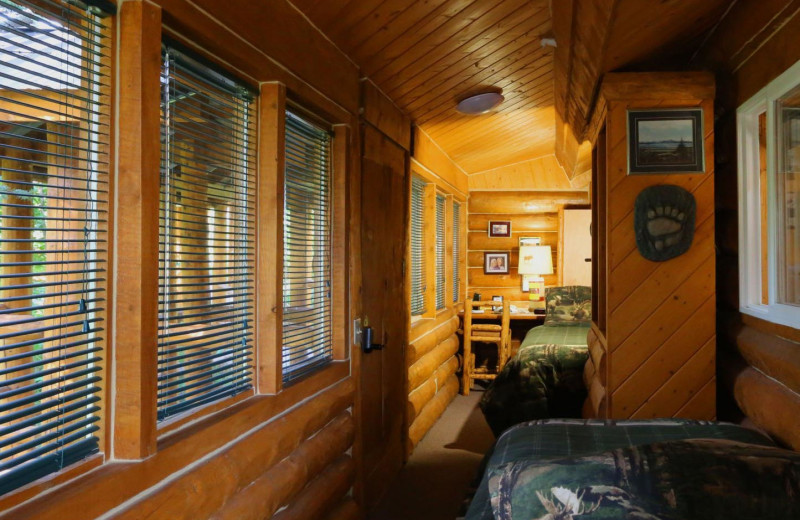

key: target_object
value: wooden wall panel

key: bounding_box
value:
[412,126,468,197]
[590,73,716,422]
[362,79,411,150]
[467,193,564,304]
[468,155,573,191]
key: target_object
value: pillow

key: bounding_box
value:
[544,286,591,326]
[488,439,800,520]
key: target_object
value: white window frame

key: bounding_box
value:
[737,58,800,328]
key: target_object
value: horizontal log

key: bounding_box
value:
[468,213,558,232]
[588,332,606,385]
[407,315,460,366]
[736,324,800,394]
[723,354,800,450]
[589,373,606,418]
[407,355,459,423]
[272,455,355,520]
[113,380,355,520]
[468,268,558,288]
[469,191,590,213]
[583,357,596,389]
[323,499,360,520]
[468,231,557,251]
[408,335,460,391]
[601,71,716,101]
[410,307,456,341]
[408,375,459,454]
[210,412,355,520]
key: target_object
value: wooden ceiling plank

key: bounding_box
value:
[377,0,540,96]
[419,69,553,132]
[304,0,356,34]
[383,8,549,103]
[335,0,416,54]
[413,52,553,125]
[392,15,550,111]
[358,0,481,76]
[323,1,390,47]
[350,0,469,66]
[367,0,501,82]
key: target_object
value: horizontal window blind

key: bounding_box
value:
[0,0,112,494]
[158,45,256,421]
[282,110,332,383]
[410,177,426,316]
[435,194,445,310]
[453,201,460,303]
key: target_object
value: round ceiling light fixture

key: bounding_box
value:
[456,91,504,115]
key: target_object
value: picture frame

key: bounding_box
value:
[491,295,503,312]
[518,236,541,248]
[627,109,704,174]
[488,220,511,237]
[484,252,509,274]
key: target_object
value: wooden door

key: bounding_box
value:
[358,124,408,511]
[562,209,593,286]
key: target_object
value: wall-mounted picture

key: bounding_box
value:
[628,109,704,174]
[488,220,511,237]
[518,236,541,248]
[484,252,509,274]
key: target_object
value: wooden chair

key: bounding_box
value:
[460,300,510,395]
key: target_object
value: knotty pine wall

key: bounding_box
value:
[466,191,589,302]
[695,0,800,450]
[406,127,467,456]
[1,1,367,518]
[585,73,717,421]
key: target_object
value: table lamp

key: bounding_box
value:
[518,245,553,305]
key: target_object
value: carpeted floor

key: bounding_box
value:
[368,391,495,520]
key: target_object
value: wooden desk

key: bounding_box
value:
[456,309,546,321]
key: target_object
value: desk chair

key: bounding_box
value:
[461,300,510,395]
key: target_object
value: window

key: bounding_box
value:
[453,201,461,303]
[738,59,800,328]
[158,44,256,421]
[0,0,111,493]
[435,193,445,310]
[282,109,332,383]
[410,177,426,316]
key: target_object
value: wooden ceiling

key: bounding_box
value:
[291,0,736,178]
[290,0,555,175]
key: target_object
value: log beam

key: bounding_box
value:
[407,375,459,453]
[408,335,459,391]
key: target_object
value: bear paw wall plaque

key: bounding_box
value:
[634,185,696,262]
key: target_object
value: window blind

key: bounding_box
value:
[282,110,332,383]
[410,177,426,316]
[435,194,445,310]
[452,201,460,303]
[158,45,256,421]
[0,0,112,494]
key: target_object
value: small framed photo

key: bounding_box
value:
[518,236,541,248]
[484,252,509,274]
[627,109,704,174]
[491,295,503,312]
[488,220,511,237]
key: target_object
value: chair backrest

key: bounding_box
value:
[464,300,509,341]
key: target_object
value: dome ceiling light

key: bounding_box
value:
[456,91,504,115]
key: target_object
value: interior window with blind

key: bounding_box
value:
[0,0,111,493]
[282,110,332,383]
[452,201,461,303]
[410,177,426,316]
[435,194,445,310]
[158,44,256,421]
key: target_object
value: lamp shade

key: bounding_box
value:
[518,245,553,275]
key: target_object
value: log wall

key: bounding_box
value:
[0,0,365,518]
[407,309,461,456]
[466,191,589,302]
[694,1,800,450]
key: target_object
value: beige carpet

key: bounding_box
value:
[368,391,495,520]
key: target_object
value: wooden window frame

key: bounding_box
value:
[738,58,800,330]
[409,165,467,327]
[257,85,349,394]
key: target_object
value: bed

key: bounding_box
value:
[479,286,592,436]
[464,418,792,520]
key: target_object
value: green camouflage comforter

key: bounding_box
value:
[488,438,800,519]
[479,324,590,436]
